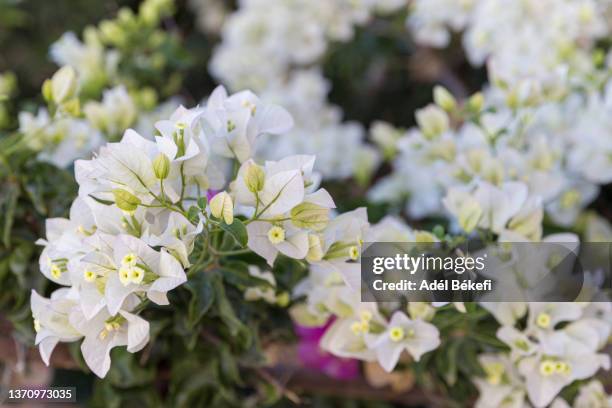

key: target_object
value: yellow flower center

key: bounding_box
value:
[119,267,132,286]
[349,246,359,260]
[555,361,571,375]
[130,266,145,284]
[122,253,137,267]
[484,362,505,385]
[539,360,556,377]
[50,264,63,279]
[84,270,96,283]
[536,312,551,329]
[359,310,372,322]
[33,318,41,333]
[389,326,405,342]
[267,226,286,244]
[350,321,369,335]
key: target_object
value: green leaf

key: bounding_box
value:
[2,182,19,247]
[210,274,251,348]
[106,348,155,388]
[187,205,200,224]
[88,194,114,206]
[219,219,247,248]
[220,260,274,291]
[184,272,215,328]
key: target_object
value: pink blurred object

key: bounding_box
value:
[295,320,360,380]
[206,189,219,202]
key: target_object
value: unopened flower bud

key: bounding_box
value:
[42,79,53,102]
[50,66,78,104]
[433,86,457,112]
[153,153,170,179]
[305,234,324,262]
[113,189,141,213]
[290,202,330,231]
[458,200,483,233]
[209,191,234,224]
[467,92,485,113]
[415,104,449,140]
[244,162,265,193]
[276,292,290,307]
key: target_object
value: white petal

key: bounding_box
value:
[255,104,294,134]
[119,311,150,353]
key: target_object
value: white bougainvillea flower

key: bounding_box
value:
[203,85,293,162]
[561,317,611,352]
[84,86,137,138]
[573,380,612,408]
[233,156,312,217]
[246,221,309,266]
[305,207,369,290]
[36,197,97,286]
[443,181,528,235]
[365,311,440,372]
[496,326,537,361]
[518,331,610,408]
[525,302,584,334]
[243,266,278,304]
[479,302,527,326]
[321,302,385,361]
[293,266,362,321]
[250,192,343,278]
[69,303,149,378]
[473,353,527,408]
[144,212,203,267]
[105,235,186,315]
[155,105,205,162]
[77,129,165,202]
[31,289,82,366]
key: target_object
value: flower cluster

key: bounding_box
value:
[409,0,609,96]
[210,0,407,180]
[292,213,443,373]
[31,86,301,377]
[17,0,185,168]
[475,302,610,407]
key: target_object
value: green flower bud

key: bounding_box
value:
[244,162,265,193]
[433,85,457,112]
[458,200,483,233]
[153,153,170,180]
[42,79,53,102]
[276,292,290,307]
[290,202,330,231]
[51,66,78,104]
[467,92,485,114]
[415,104,449,140]
[113,189,141,213]
[209,191,234,224]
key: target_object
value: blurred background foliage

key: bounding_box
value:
[0,1,497,407]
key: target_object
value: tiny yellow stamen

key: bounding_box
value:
[84,270,96,283]
[130,266,145,284]
[539,360,556,377]
[50,264,62,279]
[121,253,137,267]
[536,312,551,329]
[359,310,372,322]
[349,246,359,260]
[99,329,109,340]
[119,267,132,286]
[389,326,405,342]
[555,361,571,375]
[33,318,41,333]
[267,226,286,244]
